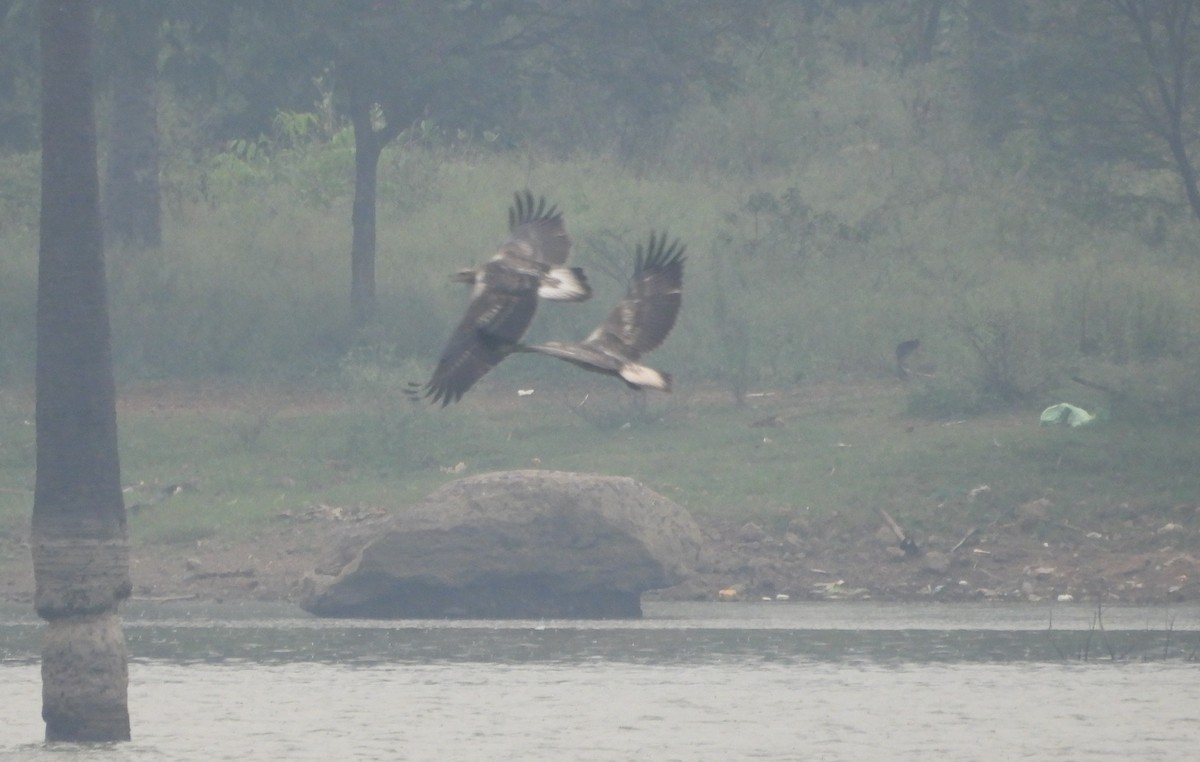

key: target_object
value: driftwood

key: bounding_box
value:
[950,527,979,554]
[879,508,920,556]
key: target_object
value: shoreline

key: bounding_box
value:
[3,510,1195,609]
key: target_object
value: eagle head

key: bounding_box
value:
[450,268,478,285]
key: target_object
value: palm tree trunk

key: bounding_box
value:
[35,0,131,742]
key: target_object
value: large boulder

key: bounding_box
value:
[299,470,705,619]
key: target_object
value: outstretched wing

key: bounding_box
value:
[496,190,572,268]
[583,232,685,361]
[415,289,539,406]
[413,191,583,406]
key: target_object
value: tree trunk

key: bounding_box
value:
[347,80,406,329]
[1165,121,1200,222]
[967,0,1028,142]
[350,109,381,328]
[35,0,131,742]
[103,0,161,250]
[918,0,947,63]
[1119,0,1200,223]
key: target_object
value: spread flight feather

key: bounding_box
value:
[407,191,591,406]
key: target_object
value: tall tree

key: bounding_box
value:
[289,0,750,327]
[308,1,561,327]
[1007,1,1200,224]
[127,0,758,327]
[1110,0,1200,222]
[966,0,1030,143]
[34,0,131,742]
[101,0,162,249]
[0,0,41,152]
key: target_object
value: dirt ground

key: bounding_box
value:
[2,381,1197,609]
[3,502,1197,608]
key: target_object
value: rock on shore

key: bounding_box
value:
[299,470,705,618]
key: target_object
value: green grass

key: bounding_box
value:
[6,133,1200,403]
[2,382,1197,550]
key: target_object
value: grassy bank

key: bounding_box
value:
[2,49,1198,556]
[2,381,1196,555]
[4,68,1200,412]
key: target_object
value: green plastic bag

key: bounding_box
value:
[1039,402,1096,428]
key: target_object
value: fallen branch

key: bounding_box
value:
[879,508,920,556]
[950,527,979,554]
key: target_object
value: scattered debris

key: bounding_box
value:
[967,485,991,503]
[275,504,387,522]
[811,580,869,600]
[126,479,200,514]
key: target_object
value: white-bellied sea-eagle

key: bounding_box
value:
[508,231,685,392]
[407,191,592,406]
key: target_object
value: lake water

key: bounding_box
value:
[2,601,1198,760]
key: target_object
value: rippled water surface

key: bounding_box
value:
[2,601,1198,760]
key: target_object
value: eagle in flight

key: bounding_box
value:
[509,231,685,392]
[407,191,592,406]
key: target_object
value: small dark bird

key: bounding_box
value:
[506,232,685,392]
[895,338,920,379]
[407,191,592,406]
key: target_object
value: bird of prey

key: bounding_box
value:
[508,231,685,392]
[407,191,592,406]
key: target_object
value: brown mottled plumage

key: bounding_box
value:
[516,232,685,392]
[407,191,591,406]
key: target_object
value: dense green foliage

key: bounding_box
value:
[1,1,1199,418]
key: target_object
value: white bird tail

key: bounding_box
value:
[538,267,592,301]
[619,362,671,392]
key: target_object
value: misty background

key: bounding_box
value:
[2,0,1198,419]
